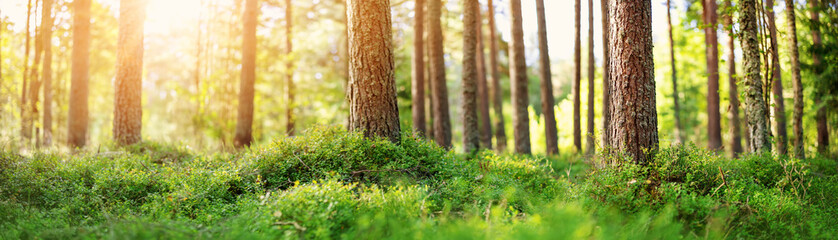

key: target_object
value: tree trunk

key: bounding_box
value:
[667,0,685,144]
[114,0,147,146]
[234,0,257,147]
[508,0,531,154]
[487,0,507,152]
[476,5,493,150]
[285,0,295,136]
[573,0,582,152]
[765,0,788,154]
[21,0,33,140]
[740,0,770,152]
[703,0,722,150]
[585,0,596,155]
[462,0,481,153]
[535,0,557,155]
[724,0,743,155]
[347,0,400,143]
[27,0,43,146]
[600,0,611,148]
[428,0,452,148]
[412,0,427,136]
[69,0,90,149]
[608,0,658,164]
[40,0,54,147]
[810,0,828,154]
[785,0,804,158]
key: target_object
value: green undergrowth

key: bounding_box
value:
[1,126,836,239]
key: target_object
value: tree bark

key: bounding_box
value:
[535,0,558,155]
[412,0,427,136]
[573,0,582,152]
[608,0,658,164]
[285,0,295,136]
[462,0,481,153]
[476,4,493,150]
[347,0,400,143]
[600,0,611,148]
[487,0,507,152]
[428,0,451,148]
[27,0,43,146]
[724,0,743,155]
[740,0,770,152]
[21,0,33,140]
[234,0,257,147]
[785,0,804,158]
[703,0,722,150]
[667,0,685,145]
[41,0,54,147]
[765,0,787,154]
[810,0,828,154]
[69,0,91,148]
[114,0,147,146]
[508,0,531,154]
[585,0,596,155]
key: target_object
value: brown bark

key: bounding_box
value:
[234,0,257,147]
[810,0,828,154]
[114,0,147,146]
[608,0,658,164]
[412,0,427,136]
[347,0,401,143]
[785,0,804,158]
[508,0,531,154]
[703,0,722,150]
[462,0,481,153]
[41,0,54,147]
[724,0,743,155]
[766,0,788,154]
[487,0,507,152]
[536,0,557,155]
[26,0,43,145]
[573,0,582,152]
[285,0,295,136]
[585,0,596,155]
[740,0,770,152]
[21,0,33,140]
[667,0,685,144]
[600,0,611,147]
[476,5,493,150]
[428,0,452,148]
[69,0,90,148]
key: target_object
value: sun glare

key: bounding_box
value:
[143,0,203,34]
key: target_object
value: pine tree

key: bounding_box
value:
[508,0,531,154]
[487,0,507,152]
[740,0,771,152]
[536,0,557,155]
[785,0,804,158]
[69,0,91,148]
[113,0,148,146]
[412,0,427,136]
[234,0,257,147]
[462,0,481,153]
[428,0,452,148]
[703,0,722,150]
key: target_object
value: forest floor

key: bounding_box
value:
[1,126,837,239]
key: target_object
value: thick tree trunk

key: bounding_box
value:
[810,0,828,154]
[428,0,452,148]
[573,0,582,152]
[586,0,596,155]
[412,0,427,136]
[476,5,493,150]
[608,0,658,164]
[740,0,770,152]
[41,0,54,147]
[535,0,557,155]
[285,0,295,136]
[347,0,400,143]
[724,0,743,155]
[600,0,611,147]
[703,0,722,150]
[21,0,33,140]
[508,0,531,154]
[667,0,685,144]
[462,0,481,153]
[766,0,787,154]
[487,0,507,152]
[69,0,90,148]
[785,0,804,158]
[234,0,257,147]
[114,0,147,146]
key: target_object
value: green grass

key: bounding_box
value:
[1,126,836,239]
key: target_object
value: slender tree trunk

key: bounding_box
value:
[412,0,427,136]
[724,0,743,155]
[285,0,295,136]
[600,0,611,148]
[508,0,531,154]
[114,0,147,146]
[703,0,722,150]
[810,0,828,154]
[667,0,685,144]
[765,0,788,154]
[428,0,452,148]
[462,0,481,153]
[347,0,400,143]
[785,0,804,158]
[21,0,33,140]
[573,0,582,152]
[487,0,507,152]
[608,0,658,164]
[41,0,54,147]
[585,0,596,155]
[27,0,43,146]
[234,0,257,147]
[740,0,770,152]
[476,5,493,149]
[535,0,557,155]
[69,0,90,148]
